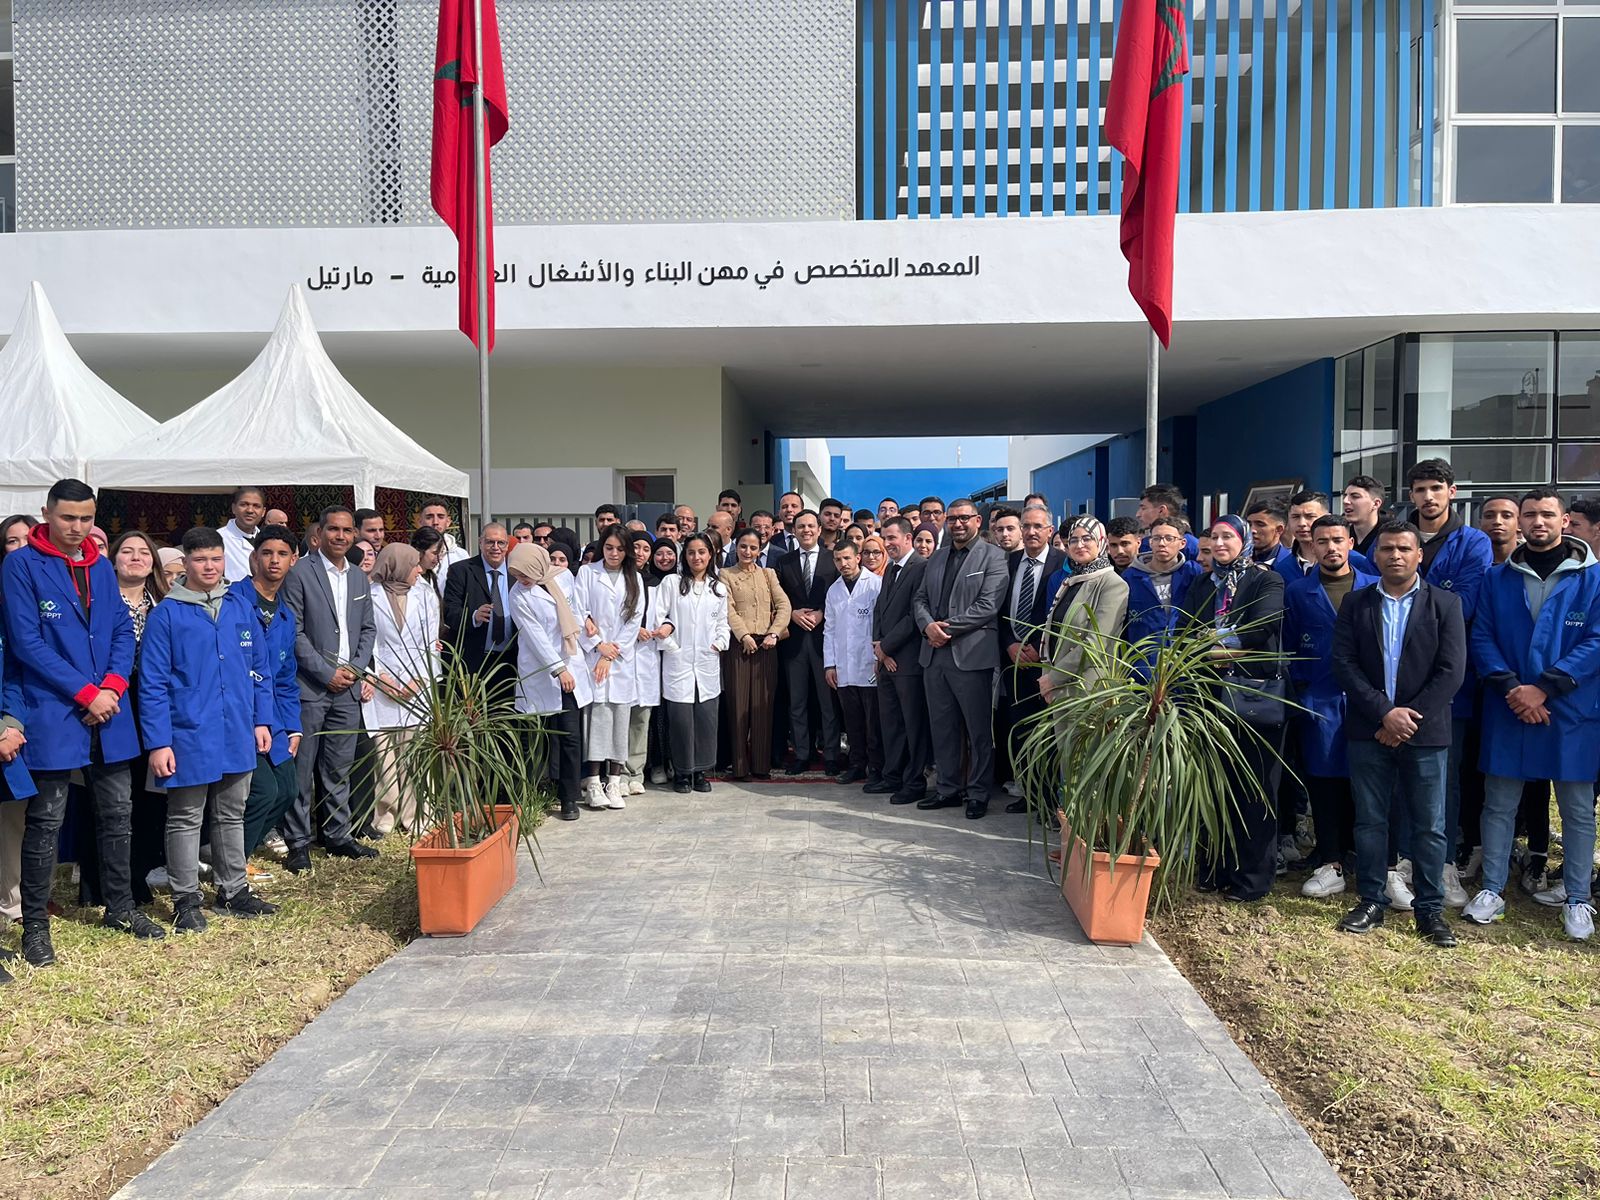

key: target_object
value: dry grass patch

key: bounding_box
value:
[1152,882,1600,1200]
[0,839,418,1200]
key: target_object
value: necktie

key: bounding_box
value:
[802,550,814,591]
[887,561,902,591]
[489,569,507,646]
[1020,558,1038,625]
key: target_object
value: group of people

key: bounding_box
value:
[0,463,1595,981]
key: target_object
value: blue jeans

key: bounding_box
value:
[1482,776,1595,904]
[1348,740,1448,917]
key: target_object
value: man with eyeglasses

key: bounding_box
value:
[531,523,556,546]
[912,498,1009,819]
[442,523,520,708]
[998,505,1063,810]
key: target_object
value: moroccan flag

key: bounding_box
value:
[430,0,509,351]
[1104,0,1189,348]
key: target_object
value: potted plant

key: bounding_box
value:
[357,647,548,937]
[1015,614,1286,944]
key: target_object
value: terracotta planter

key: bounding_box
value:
[1057,816,1161,945]
[411,806,519,937]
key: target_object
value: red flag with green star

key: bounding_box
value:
[430,0,509,350]
[1105,0,1189,348]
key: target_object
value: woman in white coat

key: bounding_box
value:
[364,544,440,835]
[508,544,590,821]
[659,533,731,794]
[575,526,643,809]
[822,540,884,785]
[625,532,673,795]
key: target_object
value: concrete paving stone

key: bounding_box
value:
[955,1094,1071,1149]
[504,1113,623,1163]
[437,1078,539,1128]
[944,1061,1033,1097]
[190,1084,316,1140]
[657,1065,747,1110]
[868,1059,950,1103]
[634,1165,735,1200]
[880,1156,980,1200]
[1022,1146,1131,1200]
[733,1099,846,1157]
[824,1056,874,1101]
[783,1160,881,1200]
[527,1075,620,1113]
[612,1111,740,1161]
[1137,1016,1215,1056]
[1252,1136,1356,1199]
[1060,1052,1160,1098]
[116,1136,275,1198]
[241,1130,397,1190]
[1172,1088,1295,1140]
[415,1040,510,1080]
[528,1166,642,1199]
[1113,1142,1226,1198]
[1053,1095,1188,1146]
[388,1080,469,1128]
[365,1128,511,1189]
[1195,1140,1283,1199]
[699,1027,776,1067]
[739,1063,827,1102]
[842,1101,964,1156]
[298,1085,433,1131]
[610,1068,670,1113]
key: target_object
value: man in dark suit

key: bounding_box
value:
[281,505,378,872]
[913,498,1010,818]
[998,505,1065,812]
[442,523,519,702]
[775,509,840,773]
[871,516,931,803]
[1331,519,1466,947]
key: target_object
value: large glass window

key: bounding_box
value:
[1558,332,1600,438]
[1415,334,1555,440]
[1457,19,1557,115]
[1415,443,1553,486]
[1563,126,1600,203]
[1456,126,1556,202]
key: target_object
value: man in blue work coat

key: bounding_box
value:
[1284,515,1379,901]
[140,528,275,934]
[0,618,35,984]
[1464,488,1600,941]
[3,478,160,968]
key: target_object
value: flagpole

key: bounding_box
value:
[1143,326,1159,486]
[470,0,493,527]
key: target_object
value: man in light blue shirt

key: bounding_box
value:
[1379,574,1421,702]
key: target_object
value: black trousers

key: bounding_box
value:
[542,693,583,808]
[877,666,929,795]
[1198,722,1280,900]
[668,697,719,777]
[1306,775,1354,867]
[837,686,883,775]
[783,641,840,767]
[25,759,134,922]
[924,654,996,805]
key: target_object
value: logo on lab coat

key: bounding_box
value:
[39,599,59,619]
[238,627,254,648]
[1566,610,1588,628]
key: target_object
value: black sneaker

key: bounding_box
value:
[284,846,312,875]
[692,773,712,793]
[104,909,168,940]
[21,922,55,967]
[214,887,279,918]
[172,893,208,935]
[326,839,380,860]
[673,777,692,794]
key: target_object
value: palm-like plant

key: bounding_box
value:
[1014,612,1291,904]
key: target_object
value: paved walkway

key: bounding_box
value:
[118,783,1350,1200]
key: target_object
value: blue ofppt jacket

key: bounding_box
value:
[0,624,37,800]
[1283,568,1380,777]
[1422,522,1494,720]
[1,527,139,771]
[1123,555,1206,674]
[230,580,302,766]
[138,587,274,789]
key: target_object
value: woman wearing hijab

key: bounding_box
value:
[1039,517,1130,709]
[158,546,185,590]
[723,528,791,780]
[1179,514,1287,902]
[625,532,674,795]
[913,525,937,559]
[363,544,439,836]
[508,543,592,821]
[860,534,888,577]
[645,537,678,584]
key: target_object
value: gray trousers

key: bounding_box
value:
[286,690,360,851]
[165,771,252,898]
[626,706,653,778]
[667,698,718,777]
[925,655,996,805]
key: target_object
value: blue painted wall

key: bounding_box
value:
[769,436,792,502]
[1028,417,1197,521]
[827,456,1006,515]
[1193,361,1335,508]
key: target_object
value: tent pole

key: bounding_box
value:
[471,0,492,526]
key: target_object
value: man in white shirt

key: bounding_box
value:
[419,499,470,570]
[217,486,266,583]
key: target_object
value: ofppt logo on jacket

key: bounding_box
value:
[39,599,61,620]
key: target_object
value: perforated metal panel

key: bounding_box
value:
[13,0,855,230]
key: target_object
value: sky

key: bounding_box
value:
[829,436,1008,470]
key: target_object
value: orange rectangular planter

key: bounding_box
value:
[411,806,519,937]
[1058,819,1161,946]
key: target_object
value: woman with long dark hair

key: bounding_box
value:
[625,532,672,795]
[1179,515,1287,902]
[659,533,731,793]
[575,525,642,809]
[410,525,447,607]
[109,531,170,904]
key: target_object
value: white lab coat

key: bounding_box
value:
[362,580,441,730]
[631,582,671,708]
[510,580,593,716]
[218,520,257,585]
[659,577,731,703]
[576,563,641,705]
[823,571,882,689]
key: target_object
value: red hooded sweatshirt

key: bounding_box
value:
[27,523,129,708]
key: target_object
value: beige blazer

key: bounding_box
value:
[1041,567,1129,696]
[723,565,792,640]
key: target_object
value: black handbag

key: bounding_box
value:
[1220,673,1288,729]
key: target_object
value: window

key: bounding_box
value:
[622,474,674,505]
[1451,7,1600,204]
[1415,333,1554,440]
[1558,332,1600,437]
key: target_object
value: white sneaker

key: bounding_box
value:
[1458,846,1482,881]
[1395,857,1414,886]
[1385,869,1415,912]
[1442,864,1470,909]
[603,777,626,809]
[648,767,668,785]
[1534,880,1568,907]
[1521,867,1550,896]
[1563,901,1595,941]
[1300,864,1346,899]
[1461,889,1506,925]
[264,832,289,859]
[583,778,608,809]
[627,778,645,796]
[1003,780,1023,798]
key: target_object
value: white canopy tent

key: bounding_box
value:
[91,285,469,507]
[0,281,160,516]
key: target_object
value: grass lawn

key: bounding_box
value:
[1151,871,1600,1200]
[0,839,419,1200]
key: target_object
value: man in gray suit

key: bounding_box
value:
[913,498,1010,819]
[280,505,378,872]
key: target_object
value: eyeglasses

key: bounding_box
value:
[533,534,551,543]
[1147,534,1181,545]
[947,513,979,523]
[1066,535,1099,546]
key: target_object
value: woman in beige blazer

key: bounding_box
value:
[722,529,792,777]
[1040,516,1130,707]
